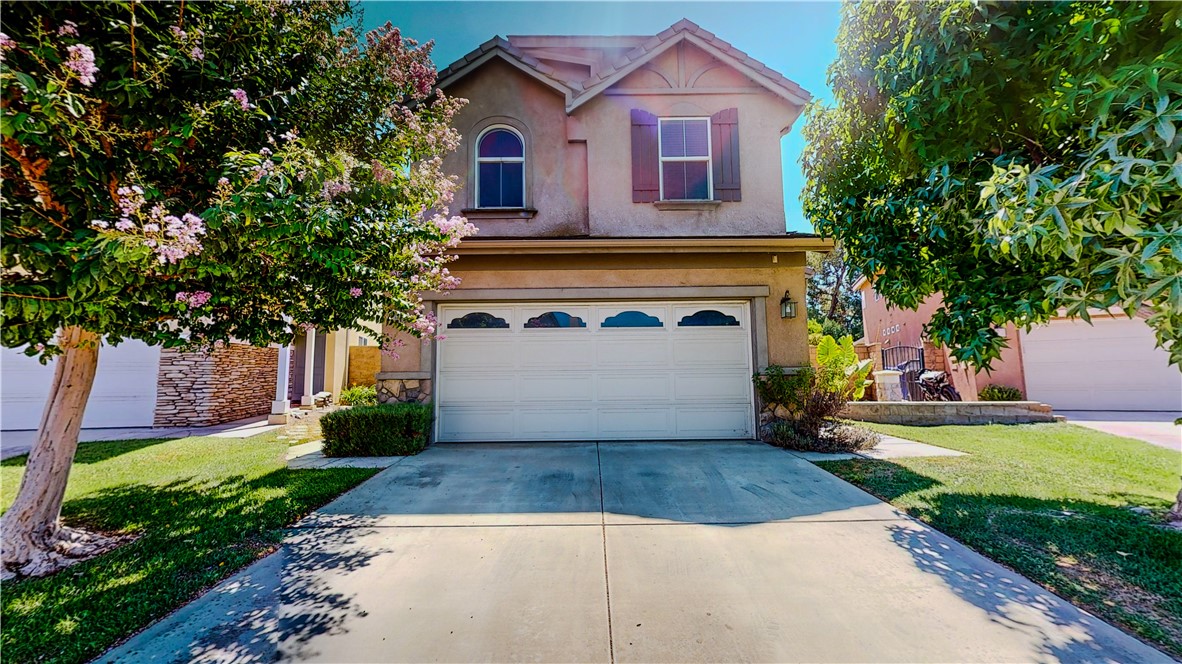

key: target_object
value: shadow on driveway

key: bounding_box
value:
[100,441,1172,663]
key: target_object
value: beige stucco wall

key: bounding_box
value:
[443,42,804,239]
[577,45,803,236]
[382,251,809,375]
[444,58,589,238]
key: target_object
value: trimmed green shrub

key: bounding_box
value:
[321,404,432,457]
[979,384,1023,401]
[339,385,378,406]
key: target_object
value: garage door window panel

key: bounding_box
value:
[524,311,587,328]
[678,309,740,327]
[601,310,664,328]
[447,312,510,329]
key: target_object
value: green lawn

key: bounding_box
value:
[822,422,1182,657]
[0,435,377,664]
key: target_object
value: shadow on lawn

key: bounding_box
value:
[824,458,1182,659]
[0,437,177,467]
[2,466,378,664]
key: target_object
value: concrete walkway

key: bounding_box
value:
[0,416,283,460]
[101,441,1168,663]
[1059,411,1182,452]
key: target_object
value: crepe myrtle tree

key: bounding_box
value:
[801,0,1181,521]
[0,1,473,578]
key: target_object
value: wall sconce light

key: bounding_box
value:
[780,290,797,319]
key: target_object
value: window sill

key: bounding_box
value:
[653,200,722,211]
[461,207,538,220]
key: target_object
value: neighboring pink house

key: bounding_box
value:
[854,277,1182,412]
[378,20,833,442]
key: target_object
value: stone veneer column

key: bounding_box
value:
[376,373,432,404]
[154,343,279,427]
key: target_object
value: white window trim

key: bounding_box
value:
[474,125,526,209]
[658,117,713,201]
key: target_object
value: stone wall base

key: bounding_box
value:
[843,401,1054,426]
[154,343,278,427]
[378,377,432,404]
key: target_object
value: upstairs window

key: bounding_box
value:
[476,127,525,208]
[659,118,711,200]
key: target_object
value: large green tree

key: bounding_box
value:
[802,1,1181,370]
[0,1,472,577]
[802,0,1181,523]
[806,243,864,340]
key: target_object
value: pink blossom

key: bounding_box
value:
[372,160,395,185]
[349,287,363,297]
[175,291,211,308]
[115,218,135,231]
[230,88,250,111]
[64,44,98,87]
[149,212,205,264]
[190,46,204,61]
[0,33,15,51]
[217,177,229,187]
[143,223,160,233]
[170,26,187,40]
[57,21,78,37]
[321,180,352,201]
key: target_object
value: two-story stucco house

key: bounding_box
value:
[378,20,831,442]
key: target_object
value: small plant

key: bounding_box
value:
[808,319,825,346]
[338,385,378,406]
[755,333,875,452]
[320,404,433,457]
[979,384,1023,401]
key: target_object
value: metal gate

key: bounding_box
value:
[881,345,925,401]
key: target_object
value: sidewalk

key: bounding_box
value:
[0,415,283,460]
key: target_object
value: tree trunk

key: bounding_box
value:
[1169,484,1182,528]
[0,327,122,579]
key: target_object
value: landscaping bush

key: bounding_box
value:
[320,404,432,457]
[755,334,876,452]
[766,420,880,453]
[978,384,1023,401]
[338,384,378,406]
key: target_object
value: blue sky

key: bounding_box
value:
[361,1,842,232]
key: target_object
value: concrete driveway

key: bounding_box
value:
[1059,411,1182,452]
[103,441,1169,663]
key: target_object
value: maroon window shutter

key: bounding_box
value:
[711,108,741,202]
[631,109,659,203]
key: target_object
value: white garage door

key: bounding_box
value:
[1,341,161,430]
[1020,317,1182,411]
[436,301,755,442]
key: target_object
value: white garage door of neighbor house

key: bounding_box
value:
[1020,317,1182,411]
[1,341,161,430]
[435,302,755,442]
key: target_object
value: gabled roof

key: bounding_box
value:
[436,36,577,102]
[437,19,812,113]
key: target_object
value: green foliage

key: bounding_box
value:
[806,244,864,340]
[338,385,377,407]
[802,1,1182,370]
[320,403,432,457]
[1,2,470,359]
[807,318,825,346]
[0,435,375,664]
[978,384,1023,401]
[755,334,874,448]
[815,334,874,400]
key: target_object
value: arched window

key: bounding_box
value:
[476,127,525,208]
